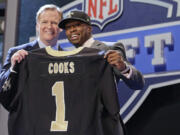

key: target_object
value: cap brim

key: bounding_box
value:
[58,17,91,29]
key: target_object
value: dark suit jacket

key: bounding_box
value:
[0,40,39,91]
[90,40,144,90]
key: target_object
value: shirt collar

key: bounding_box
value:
[82,37,95,48]
[37,38,59,50]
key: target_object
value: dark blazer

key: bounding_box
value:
[0,40,39,91]
[91,40,144,90]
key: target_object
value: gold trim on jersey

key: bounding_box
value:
[45,46,84,57]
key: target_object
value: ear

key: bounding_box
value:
[36,23,39,32]
[87,25,92,34]
[36,23,40,36]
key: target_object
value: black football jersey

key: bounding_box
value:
[4,47,123,135]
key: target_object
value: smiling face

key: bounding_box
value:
[36,9,62,46]
[64,20,92,47]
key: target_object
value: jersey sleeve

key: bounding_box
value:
[0,58,28,111]
[100,62,120,115]
[99,62,123,135]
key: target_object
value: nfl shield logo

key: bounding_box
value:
[83,0,123,29]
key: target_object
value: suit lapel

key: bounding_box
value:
[29,40,40,50]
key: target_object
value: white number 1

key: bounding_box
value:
[50,81,68,131]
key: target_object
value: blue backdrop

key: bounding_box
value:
[17,0,180,122]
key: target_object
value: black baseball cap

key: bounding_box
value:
[58,10,91,29]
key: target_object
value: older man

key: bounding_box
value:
[0,4,63,91]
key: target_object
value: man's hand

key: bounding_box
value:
[104,50,126,71]
[11,49,28,68]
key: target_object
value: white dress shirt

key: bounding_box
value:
[38,38,59,50]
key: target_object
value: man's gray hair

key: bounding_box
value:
[36,4,62,23]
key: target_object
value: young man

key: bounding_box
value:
[0,4,63,90]
[58,10,145,90]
